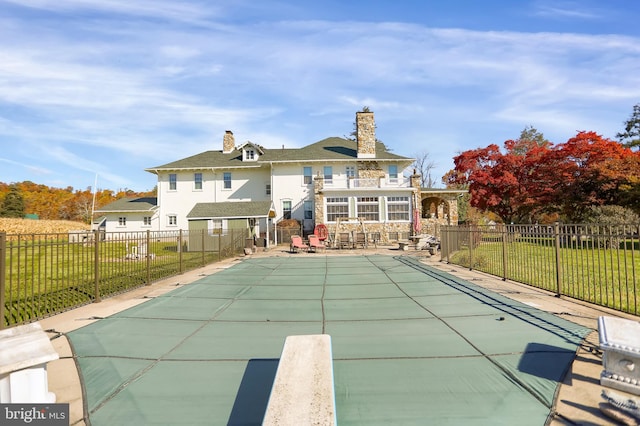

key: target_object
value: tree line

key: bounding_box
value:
[0,181,155,223]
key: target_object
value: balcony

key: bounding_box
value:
[324,176,411,190]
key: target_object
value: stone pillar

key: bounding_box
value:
[411,173,422,217]
[313,174,325,225]
[447,196,459,224]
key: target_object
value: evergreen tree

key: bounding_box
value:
[0,185,26,218]
[617,103,640,151]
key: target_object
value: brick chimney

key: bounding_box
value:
[356,111,376,159]
[223,130,235,153]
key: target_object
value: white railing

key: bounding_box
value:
[325,177,411,189]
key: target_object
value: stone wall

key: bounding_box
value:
[357,161,385,180]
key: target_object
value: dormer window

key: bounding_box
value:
[239,141,263,162]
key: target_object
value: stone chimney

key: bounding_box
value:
[223,130,235,153]
[356,111,376,159]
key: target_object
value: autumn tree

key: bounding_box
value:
[446,140,553,223]
[446,130,639,223]
[617,103,640,151]
[0,181,155,222]
[0,185,26,218]
[552,132,638,221]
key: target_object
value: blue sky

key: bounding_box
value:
[1,0,639,192]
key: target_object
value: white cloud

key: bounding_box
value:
[0,1,639,190]
[532,1,602,20]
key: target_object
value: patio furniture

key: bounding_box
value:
[290,235,309,253]
[337,232,353,249]
[308,234,326,253]
[314,224,329,242]
[354,232,367,249]
[368,232,380,248]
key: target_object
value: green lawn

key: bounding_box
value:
[449,239,639,315]
[2,236,238,327]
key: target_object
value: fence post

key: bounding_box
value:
[0,232,6,329]
[94,230,101,303]
[178,229,183,274]
[554,222,562,297]
[201,229,206,266]
[146,230,151,286]
[447,226,452,264]
[501,226,508,281]
[468,225,474,270]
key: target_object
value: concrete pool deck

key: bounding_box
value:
[38,245,640,425]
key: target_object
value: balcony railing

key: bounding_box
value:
[324,177,411,189]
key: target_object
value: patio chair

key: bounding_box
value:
[290,235,309,253]
[337,232,352,249]
[354,232,367,249]
[308,234,326,253]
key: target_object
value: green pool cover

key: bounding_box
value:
[68,255,590,425]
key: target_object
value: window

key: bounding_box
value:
[324,166,333,184]
[209,219,227,235]
[326,197,348,222]
[357,196,379,221]
[304,200,313,220]
[168,215,177,226]
[246,149,255,160]
[346,166,355,178]
[223,172,231,189]
[387,196,410,221]
[282,200,292,220]
[194,173,202,190]
[389,165,398,183]
[143,216,152,226]
[303,166,312,185]
[118,217,126,226]
[266,183,271,196]
[169,174,177,191]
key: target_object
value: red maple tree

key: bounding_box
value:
[447,131,640,223]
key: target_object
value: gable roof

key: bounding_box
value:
[187,201,275,219]
[146,137,413,172]
[94,197,158,213]
[237,141,265,155]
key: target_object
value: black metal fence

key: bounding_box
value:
[440,223,640,315]
[1,228,249,328]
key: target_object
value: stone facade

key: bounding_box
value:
[357,161,385,180]
[312,173,464,245]
[356,111,376,159]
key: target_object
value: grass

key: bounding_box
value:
[2,234,243,327]
[449,238,639,315]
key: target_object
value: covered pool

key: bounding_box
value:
[68,255,590,425]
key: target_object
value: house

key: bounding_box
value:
[93,197,158,234]
[96,111,464,246]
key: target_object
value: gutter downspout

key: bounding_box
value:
[270,162,277,246]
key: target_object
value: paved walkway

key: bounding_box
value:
[38,246,640,425]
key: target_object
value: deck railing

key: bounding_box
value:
[0,228,249,328]
[440,223,640,315]
[324,176,411,189]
